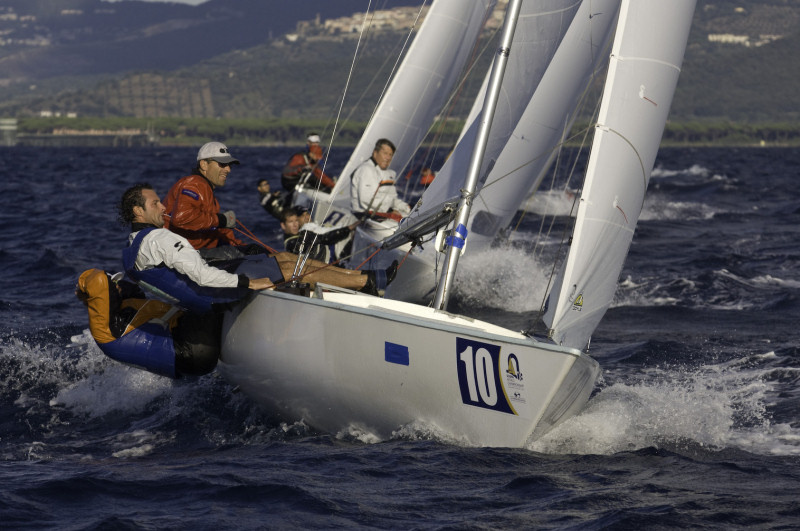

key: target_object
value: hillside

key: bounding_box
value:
[1,0,799,124]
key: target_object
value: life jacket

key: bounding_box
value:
[76,268,179,378]
[122,227,246,314]
[284,232,329,263]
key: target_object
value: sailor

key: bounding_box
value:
[163,141,247,256]
[350,138,411,222]
[257,178,286,221]
[281,133,336,194]
[75,268,222,378]
[121,183,277,315]
[419,167,436,187]
[281,206,357,264]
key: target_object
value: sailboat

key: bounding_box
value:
[220,0,697,447]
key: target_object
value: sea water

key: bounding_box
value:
[1,146,799,529]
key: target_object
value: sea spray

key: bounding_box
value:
[529,353,800,456]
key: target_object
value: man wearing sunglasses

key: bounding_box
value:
[164,141,243,253]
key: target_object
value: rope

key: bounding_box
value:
[234,220,277,254]
[351,247,382,271]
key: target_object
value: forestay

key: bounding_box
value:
[543,0,697,350]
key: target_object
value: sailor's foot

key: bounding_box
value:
[359,260,399,295]
[360,271,379,296]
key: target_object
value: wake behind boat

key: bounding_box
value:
[220,0,696,447]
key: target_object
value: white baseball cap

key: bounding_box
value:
[196,141,239,164]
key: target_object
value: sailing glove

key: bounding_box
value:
[219,210,237,228]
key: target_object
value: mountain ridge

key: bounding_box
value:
[0,0,797,123]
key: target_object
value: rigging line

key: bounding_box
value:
[291,247,311,281]
[533,119,600,325]
[298,0,379,274]
[527,24,614,259]
[534,123,593,262]
[311,1,425,231]
[234,220,278,254]
[397,245,413,268]
[533,83,605,262]
[364,1,429,127]
[285,237,380,282]
[523,135,565,242]
[466,115,601,198]
[428,205,459,306]
[337,31,407,128]
[351,246,382,271]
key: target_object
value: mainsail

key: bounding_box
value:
[543,0,697,350]
[326,0,496,209]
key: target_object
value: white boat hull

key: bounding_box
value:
[220,288,598,447]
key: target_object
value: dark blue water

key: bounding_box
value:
[2,146,799,529]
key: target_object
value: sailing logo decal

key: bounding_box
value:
[506,354,521,380]
[456,337,517,415]
[572,293,584,311]
[504,353,526,406]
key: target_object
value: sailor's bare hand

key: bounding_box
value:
[249,277,274,290]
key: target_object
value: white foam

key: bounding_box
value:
[336,425,383,444]
[750,274,800,289]
[640,196,719,221]
[529,354,800,456]
[651,164,711,178]
[454,246,551,313]
[521,189,578,217]
[51,362,173,417]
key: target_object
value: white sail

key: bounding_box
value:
[404,0,583,224]
[466,0,621,247]
[326,0,496,210]
[544,0,697,350]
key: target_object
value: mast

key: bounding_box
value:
[433,0,523,311]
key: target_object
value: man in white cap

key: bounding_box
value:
[163,141,244,253]
[281,132,336,196]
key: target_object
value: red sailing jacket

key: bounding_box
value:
[163,174,243,249]
[281,152,336,191]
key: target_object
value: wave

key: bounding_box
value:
[528,351,800,457]
[0,329,312,461]
[651,163,711,179]
[453,245,552,314]
[639,196,720,221]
